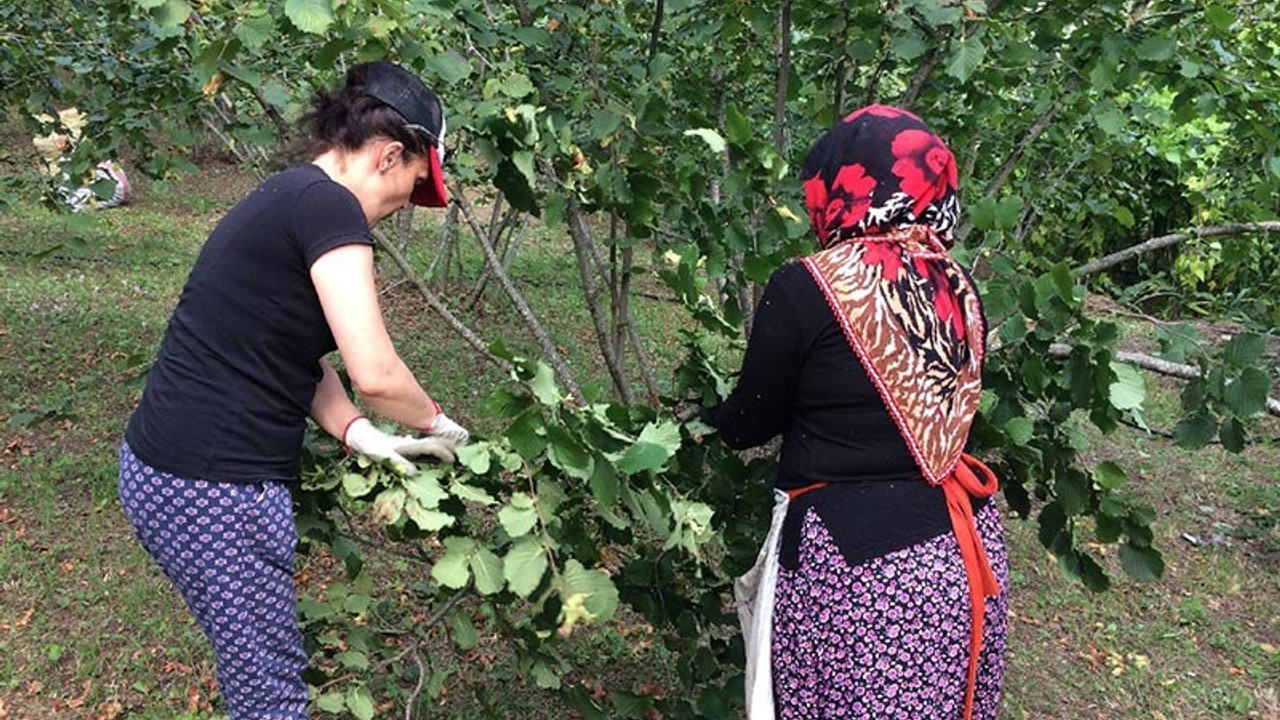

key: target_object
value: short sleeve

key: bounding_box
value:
[291,180,373,267]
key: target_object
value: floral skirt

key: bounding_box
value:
[772,501,1009,720]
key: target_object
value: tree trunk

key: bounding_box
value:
[566,196,635,404]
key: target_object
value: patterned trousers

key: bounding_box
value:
[118,442,309,720]
[772,502,1010,720]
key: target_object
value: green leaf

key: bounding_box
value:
[684,128,727,155]
[449,481,496,505]
[1205,4,1234,31]
[531,659,560,689]
[342,472,376,498]
[404,499,455,532]
[1219,417,1246,453]
[284,0,334,35]
[234,15,276,50]
[1223,368,1270,417]
[993,196,1021,231]
[153,0,192,26]
[1004,416,1034,445]
[546,424,593,479]
[611,690,655,719]
[1173,414,1216,450]
[1091,461,1128,491]
[427,50,473,84]
[1094,103,1127,137]
[456,443,492,474]
[530,362,561,405]
[371,487,406,525]
[431,537,476,589]
[346,685,375,720]
[589,460,620,508]
[890,33,927,61]
[498,493,540,537]
[504,536,548,597]
[946,36,985,82]
[1135,36,1177,62]
[1119,543,1164,582]
[335,650,370,670]
[616,421,681,474]
[500,73,536,98]
[470,545,506,595]
[1055,472,1090,517]
[1108,362,1146,411]
[405,471,448,507]
[451,611,478,649]
[557,559,620,635]
[1222,333,1266,368]
[616,442,670,474]
[315,692,345,713]
[136,0,167,7]
[507,410,546,460]
[724,105,752,145]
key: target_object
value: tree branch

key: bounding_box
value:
[565,194,635,403]
[1073,221,1280,277]
[371,229,512,372]
[899,0,1007,109]
[646,0,665,72]
[452,187,584,401]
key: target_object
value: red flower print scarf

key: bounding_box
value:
[799,105,999,720]
[800,104,980,482]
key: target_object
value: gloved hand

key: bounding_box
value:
[344,417,456,473]
[425,401,470,446]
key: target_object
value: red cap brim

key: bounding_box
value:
[411,146,449,207]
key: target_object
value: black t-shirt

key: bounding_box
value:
[125,164,372,482]
[705,261,987,568]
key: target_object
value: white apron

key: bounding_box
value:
[734,489,790,720]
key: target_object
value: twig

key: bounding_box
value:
[405,650,427,720]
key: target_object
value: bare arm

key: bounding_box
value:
[310,243,440,430]
[310,358,364,440]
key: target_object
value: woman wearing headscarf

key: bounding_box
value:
[707,106,1009,720]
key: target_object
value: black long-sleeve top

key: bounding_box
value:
[705,261,986,569]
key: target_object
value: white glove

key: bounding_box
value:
[344,418,456,473]
[426,407,470,446]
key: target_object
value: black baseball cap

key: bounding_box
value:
[357,61,448,207]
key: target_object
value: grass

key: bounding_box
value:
[1,151,1278,720]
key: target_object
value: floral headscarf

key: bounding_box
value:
[802,105,960,248]
[798,105,982,484]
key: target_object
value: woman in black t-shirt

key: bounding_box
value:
[708,107,1009,720]
[118,62,467,720]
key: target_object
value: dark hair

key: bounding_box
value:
[297,65,429,161]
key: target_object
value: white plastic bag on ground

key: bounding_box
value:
[734,489,790,720]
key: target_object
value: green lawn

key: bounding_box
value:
[1,158,1276,719]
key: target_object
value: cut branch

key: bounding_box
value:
[1074,222,1280,277]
